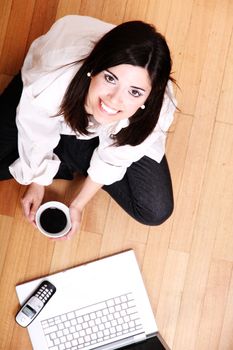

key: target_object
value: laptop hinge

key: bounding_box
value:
[146,331,157,339]
[96,332,146,350]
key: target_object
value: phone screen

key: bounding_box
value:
[22,305,37,319]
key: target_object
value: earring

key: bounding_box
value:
[87,72,91,77]
[140,104,145,110]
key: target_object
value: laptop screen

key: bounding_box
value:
[121,336,168,350]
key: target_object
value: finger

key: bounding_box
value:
[32,221,37,228]
[65,228,76,240]
[28,208,37,223]
[21,198,32,220]
[28,198,42,223]
[52,224,78,241]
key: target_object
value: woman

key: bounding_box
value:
[0,15,177,239]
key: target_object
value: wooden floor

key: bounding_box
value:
[0,1,233,349]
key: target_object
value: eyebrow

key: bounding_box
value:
[106,69,146,92]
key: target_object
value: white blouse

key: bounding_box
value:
[9,15,177,186]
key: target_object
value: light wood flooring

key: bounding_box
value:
[0,1,233,349]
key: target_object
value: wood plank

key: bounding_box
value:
[100,199,148,266]
[216,28,233,124]
[166,113,194,201]
[172,232,213,349]
[218,269,233,349]
[144,0,172,34]
[0,180,21,217]
[155,249,189,349]
[0,0,12,60]
[172,126,233,348]
[79,0,105,19]
[49,228,81,274]
[56,0,82,19]
[176,0,217,115]
[24,228,55,280]
[165,0,194,86]
[169,0,233,253]
[0,0,36,75]
[141,113,192,311]
[101,0,127,24]
[0,219,34,349]
[123,0,149,21]
[74,230,103,263]
[142,219,173,311]
[81,190,110,234]
[195,260,232,350]
[9,323,32,350]
[211,123,233,262]
[0,215,13,276]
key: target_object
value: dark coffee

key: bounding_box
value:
[39,208,67,234]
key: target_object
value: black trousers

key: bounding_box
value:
[0,74,174,225]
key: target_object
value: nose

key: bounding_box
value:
[107,87,124,106]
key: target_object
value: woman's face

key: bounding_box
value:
[85,64,152,124]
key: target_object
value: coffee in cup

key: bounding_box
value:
[35,201,71,238]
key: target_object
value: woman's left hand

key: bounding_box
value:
[55,204,82,241]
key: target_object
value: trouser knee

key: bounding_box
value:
[131,199,174,226]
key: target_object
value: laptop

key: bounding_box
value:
[16,250,170,350]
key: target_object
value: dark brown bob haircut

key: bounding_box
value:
[59,20,173,146]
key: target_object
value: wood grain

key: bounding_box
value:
[0,0,233,349]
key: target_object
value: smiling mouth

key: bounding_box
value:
[100,100,118,115]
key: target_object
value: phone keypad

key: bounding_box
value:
[35,283,56,304]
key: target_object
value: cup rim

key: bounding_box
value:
[35,201,71,238]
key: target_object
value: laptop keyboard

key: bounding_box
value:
[41,292,143,350]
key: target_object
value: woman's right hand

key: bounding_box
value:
[54,204,83,241]
[21,183,45,225]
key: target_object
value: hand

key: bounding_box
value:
[56,204,82,241]
[21,183,45,225]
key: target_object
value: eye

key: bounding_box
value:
[104,73,116,84]
[129,89,143,98]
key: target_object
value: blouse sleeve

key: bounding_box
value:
[9,90,61,185]
[9,15,115,185]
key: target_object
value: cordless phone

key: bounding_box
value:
[16,280,56,327]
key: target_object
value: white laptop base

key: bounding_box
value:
[16,250,158,350]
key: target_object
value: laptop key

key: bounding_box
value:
[41,292,143,350]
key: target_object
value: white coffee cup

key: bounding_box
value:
[35,201,71,238]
